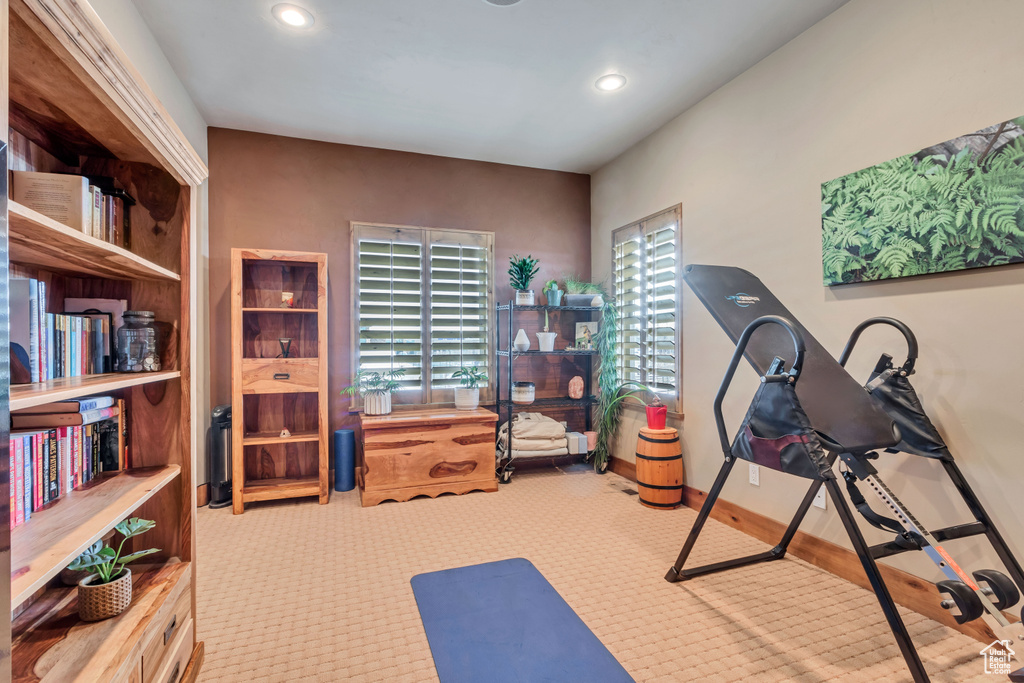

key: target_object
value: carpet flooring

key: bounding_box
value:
[195,466,993,681]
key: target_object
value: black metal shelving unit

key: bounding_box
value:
[494,300,602,482]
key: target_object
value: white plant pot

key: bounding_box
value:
[515,290,535,305]
[536,332,557,352]
[514,328,531,352]
[454,387,480,411]
[364,392,392,415]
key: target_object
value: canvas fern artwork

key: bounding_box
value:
[821,116,1024,285]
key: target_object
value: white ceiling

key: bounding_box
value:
[133,0,848,173]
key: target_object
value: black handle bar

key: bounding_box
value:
[838,317,918,373]
[713,315,806,455]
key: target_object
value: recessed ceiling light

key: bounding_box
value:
[272,3,314,28]
[483,0,522,6]
[595,74,627,92]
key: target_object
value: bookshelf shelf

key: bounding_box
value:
[10,371,182,411]
[241,430,319,446]
[8,202,181,282]
[12,561,194,682]
[240,477,321,503]
[10,465,181,609]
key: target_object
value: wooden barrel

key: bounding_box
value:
[635,427,683,509]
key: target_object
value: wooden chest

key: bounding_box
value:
[358,408,498,506]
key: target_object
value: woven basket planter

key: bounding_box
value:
[78,568,133,622]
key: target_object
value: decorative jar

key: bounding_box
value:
[511,382,536,405]
[116,311,161,373]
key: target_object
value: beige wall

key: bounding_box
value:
[90,0,212,484]
[591,0,1024,580]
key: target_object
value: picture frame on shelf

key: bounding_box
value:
[575,321,599,350]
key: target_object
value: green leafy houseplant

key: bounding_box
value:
[69,518,159,584]
[452,365,487,410]
[563,274,603,295]
[341,369,406,397]
[508,255,540,291]
[451,366,487,389]
[342,369,406,416]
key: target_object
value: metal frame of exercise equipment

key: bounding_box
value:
[664,265,1024,683]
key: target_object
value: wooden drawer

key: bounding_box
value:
[241,359,319,393]
[363,420,494,491]
[113,656,142,683]
[142,573,192,683]
[147,619,193,683]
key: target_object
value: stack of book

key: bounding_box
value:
[8,397,124,530]
[9,279,118,384]
[11,171,135,248]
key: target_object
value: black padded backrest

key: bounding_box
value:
[685,264,898,453]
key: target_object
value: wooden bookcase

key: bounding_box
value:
[230,249,329,514]
[2,0,208,680]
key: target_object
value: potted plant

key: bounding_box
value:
[536,309,557,352]
[509,254,540,305]
[342,369,405,415]
[451,366,487,410]
[543,279,562,306]
[563,275,605,307]
[67,517,160,621]
[593,381,664,472]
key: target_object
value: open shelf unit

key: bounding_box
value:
[231,249,329,513]
[494,300,604,482]
[3,0,208,679]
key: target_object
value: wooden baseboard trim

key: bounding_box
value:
[196,483,209,508]
[608,455,1003,643]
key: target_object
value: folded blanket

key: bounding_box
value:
[500,447,570,458]
[510,436,569,451]
[505,413,566,440]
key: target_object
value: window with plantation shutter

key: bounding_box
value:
[611,205,681,411]
[352,223,494,406]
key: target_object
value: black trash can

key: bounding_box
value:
[208,404,232,509]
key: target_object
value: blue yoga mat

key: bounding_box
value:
[411,558,634,683]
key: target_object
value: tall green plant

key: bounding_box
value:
[822,124,1024,285]
[592,288,620,472]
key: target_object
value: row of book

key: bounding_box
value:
[8,396,123,530]
[11,171,135,248]
[10,278,124,384]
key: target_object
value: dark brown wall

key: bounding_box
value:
[208,127,591,429]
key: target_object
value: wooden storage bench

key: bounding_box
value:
[358,408,499,506]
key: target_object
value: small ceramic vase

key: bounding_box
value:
[514,328,531,352]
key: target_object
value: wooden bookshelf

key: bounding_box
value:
[11,466,181,608]
[3,0,209,679]
[232,249,329,513]
[10,371,181,410]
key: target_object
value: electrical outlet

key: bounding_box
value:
[813,485,827,510]
[748,463,759,486]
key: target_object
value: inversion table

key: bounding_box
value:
[665,265,1024,682]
